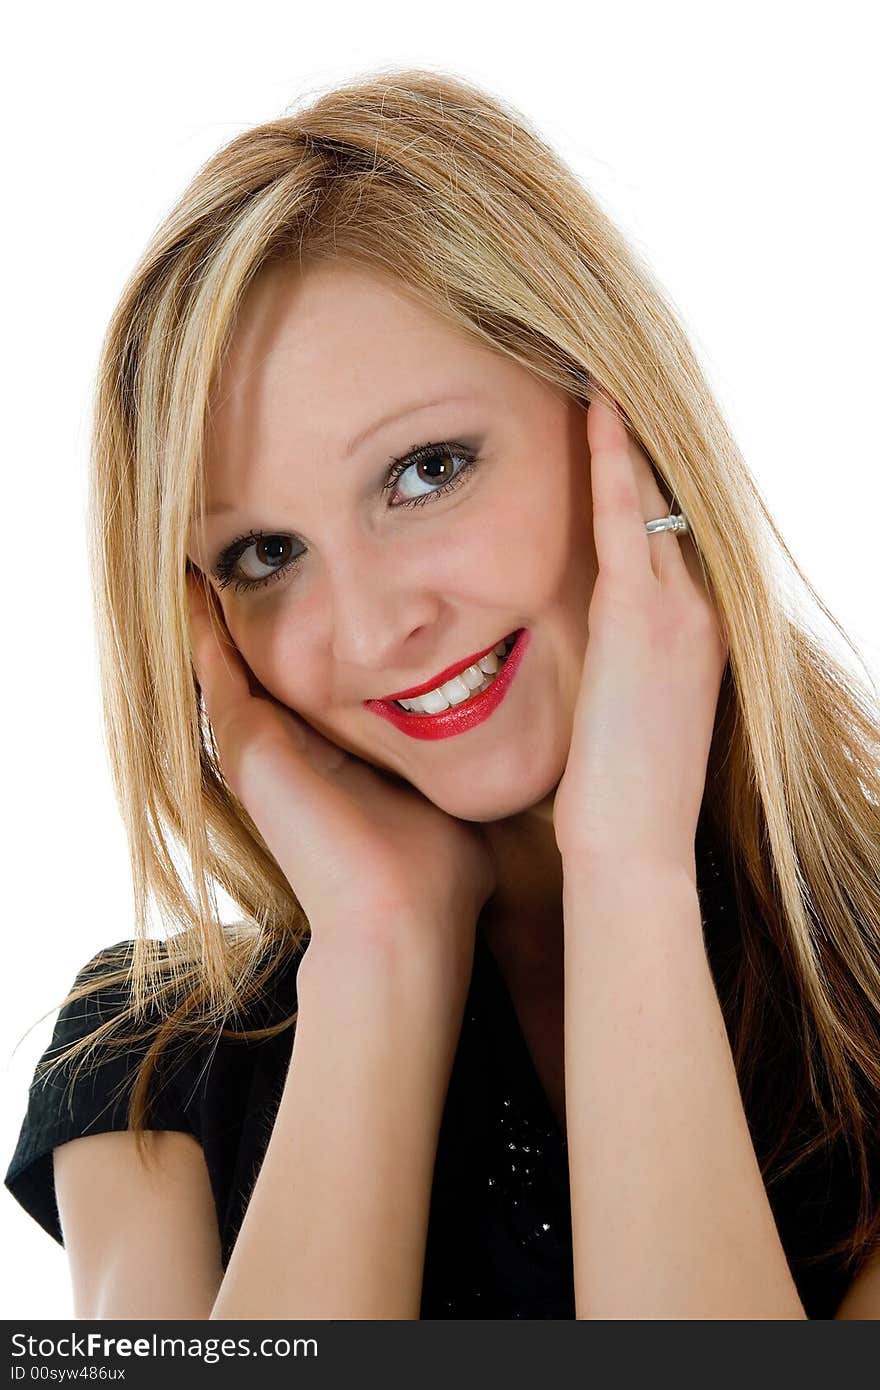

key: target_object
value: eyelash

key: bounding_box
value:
[212,440,481,594]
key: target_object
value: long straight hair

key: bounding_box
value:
[37,65,880,1281]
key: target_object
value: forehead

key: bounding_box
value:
[209,260,499,446]
[199,259,566,518]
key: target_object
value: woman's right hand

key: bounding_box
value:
[186,573,497,986]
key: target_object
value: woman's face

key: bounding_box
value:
[189,259,598,822]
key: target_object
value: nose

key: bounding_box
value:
[326,535,444,679]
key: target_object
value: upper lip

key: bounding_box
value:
[375,633,514,702]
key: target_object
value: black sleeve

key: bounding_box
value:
[4,940,202,1248]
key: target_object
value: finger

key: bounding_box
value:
[183,577,388,917]
[613,425,714,605]
[625,431,690,591]
[186,570,252,707]
[587,396,658,593]
[186,570,349,778]
[588,397,690,592]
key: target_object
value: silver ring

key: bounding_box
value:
[645,513,689,536]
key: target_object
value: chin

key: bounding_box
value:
[416,762,565,825]
[334,707,571,823]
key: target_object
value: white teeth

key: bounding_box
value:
[415,688,450,714]
[396,640,513,715]
[461,664,484,690]
[438,674,471,706]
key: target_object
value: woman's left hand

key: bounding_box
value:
[552,396,729,883]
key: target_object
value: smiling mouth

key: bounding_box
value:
[388,633,517,715]
[363,629,529,740]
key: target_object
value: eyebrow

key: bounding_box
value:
[203,392,475,518]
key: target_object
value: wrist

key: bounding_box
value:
[297,915,473,1008]
[561,852,699,914]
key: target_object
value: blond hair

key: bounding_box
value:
[36,64,880,1280]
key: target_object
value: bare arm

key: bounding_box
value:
[185,576,488,1319]
[563,862,807,1319]
[210,927,468,1320]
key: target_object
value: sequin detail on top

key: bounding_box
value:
[478,936,576,1318]
[493,1096,574,1263]
[419,809,734,1319]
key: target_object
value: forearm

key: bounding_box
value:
[562,861,806,1319]
[210,931,463,1320]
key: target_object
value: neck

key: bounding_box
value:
[480,788,564,972]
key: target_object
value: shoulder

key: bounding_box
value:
[52,925,299,1027]
[43,928,302,1072]
[4,929,301,1247]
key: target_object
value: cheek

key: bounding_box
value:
[480,477,596,614]
[219,602,319,712]
[213,460,597,710]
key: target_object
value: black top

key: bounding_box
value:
[5,823,876,1319]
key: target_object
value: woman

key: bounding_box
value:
[6,67,880,1320]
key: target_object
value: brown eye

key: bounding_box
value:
[417,452,455,484]
[390,444,476,505]
[214,531,306,593]
[213,441,484,595]
[237,535,295,581]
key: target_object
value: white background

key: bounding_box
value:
[3,0,878,1319]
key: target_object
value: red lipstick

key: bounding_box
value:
[380,635,511,702]
[364,628,530,741]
